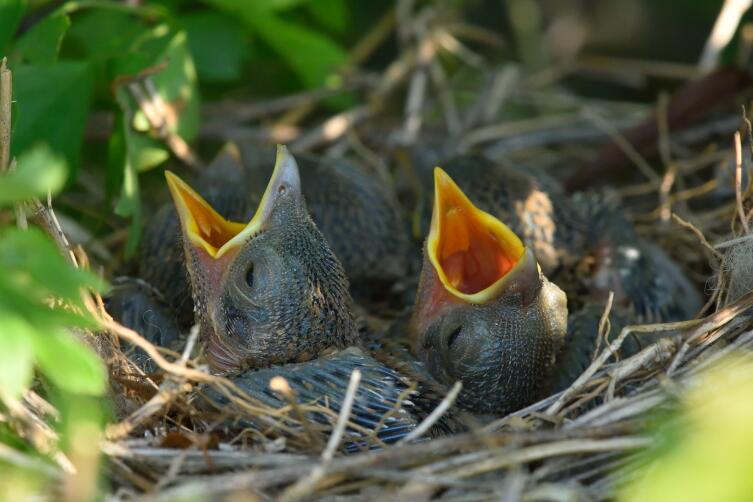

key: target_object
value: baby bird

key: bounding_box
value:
[111,146,447,445]
[410,164,702,415]
[410,168,568,414]
[139,144,410,326]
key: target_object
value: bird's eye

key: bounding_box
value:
[447,326,462,348]
[245,264,254,288]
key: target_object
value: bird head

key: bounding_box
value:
[166,145,358,373]
[410,168,568,414]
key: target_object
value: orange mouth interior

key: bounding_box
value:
[165,171,246,257]
[429,168,525,301]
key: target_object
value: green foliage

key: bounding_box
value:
[180,11,247,83]
[0,0,26,56]
[11,62,92,173]
[14,13,70,64]
[0,142,107,486]
[621,356,753,502]
[0,146,67,203]
[3,0,357,254]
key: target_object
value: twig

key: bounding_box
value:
[592,292,615,362]
[127,79,201,169]
[699,0,753,72]
[667,291,753,375]
[546,319,701,416]
[278,369,362,502]
[734,131,750,233]
[269,376,324,450]
[672,213,724,259]
[583,107,661,184]
[398,381,462,444]
[0,58,11,172]
[714,232,753,249]
[606,337,678,401]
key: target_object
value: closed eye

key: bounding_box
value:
[447,326,462,348]
[246,264,254,288]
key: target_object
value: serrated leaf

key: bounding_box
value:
[12,62,92,176]
[33,329,106,396]
[0,0,26,56]
[0,312,35,400]
[0,145,67,204]
[14,13,70,64]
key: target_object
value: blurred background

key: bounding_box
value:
[2,0,753,500]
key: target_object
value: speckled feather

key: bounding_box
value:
[198,347,428,447]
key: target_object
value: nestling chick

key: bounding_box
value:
[166,146,359,373]
[410,168,568,414]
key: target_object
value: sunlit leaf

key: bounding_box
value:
[0,227,105,309]
[0,145,67,204]
[621,356,753,502]
[0,312,35,400]
[0,271,97,333]
[129,27,199,141]
[12,62,92,176]
[129,133,169,172]
[33,329,106,396]
[14,13,70,64]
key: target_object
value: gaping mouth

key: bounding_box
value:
[427,167,525,302]
[165,145,300,259]
[165,171,246,258]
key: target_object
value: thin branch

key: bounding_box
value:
[278,370,362,502]
[398,381,462,444]
[0,58,11,173]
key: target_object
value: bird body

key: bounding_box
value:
[109,146,438,445]
[409,157,703,415]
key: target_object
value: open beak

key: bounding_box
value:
[166,145,301,259]
[427,168,528,303]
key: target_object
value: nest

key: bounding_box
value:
[10,4,753,500]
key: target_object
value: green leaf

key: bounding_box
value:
[139,28,200,141]
[11,62,92,176]
[0,312,35,400]
[65,8,150,60]
[129,133,168,172]
[14,13,70,64]
[0,0,26,56]
[33,329,106,396]
[110,26,200,143]
[0,145,67,204]
[180,10,247,83]
[109,94,141,257]
[0,227,105,309]
[307,0,349,33]
[251,13,346,88]
[201,1,346,88]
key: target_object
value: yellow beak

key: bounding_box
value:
[427,167,526,303]
[166,144,301,259]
